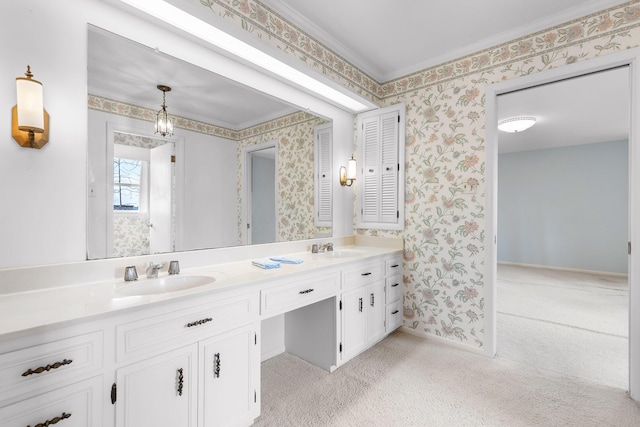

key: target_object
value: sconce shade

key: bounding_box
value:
[340,155,357,186]
[347,157,357,181]
[12,66,49,149]
[155,85,174,137]
[16,76,44,132]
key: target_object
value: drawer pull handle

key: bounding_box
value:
[391,283,400,287]
[359,297,363,312]
[299,288,314,295]
[391,264,399,268]
[27,412,71,427]
[214,353,221,378]
[177,368,184,396]
[185,317,213,328]
[22,359,73,377]
[391,310,399,315]
[370,293,375,307]
[361,272,372,276]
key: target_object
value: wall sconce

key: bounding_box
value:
[12,65,49,149]
[339,156,357,187]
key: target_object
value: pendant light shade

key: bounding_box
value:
[155,85,174,137]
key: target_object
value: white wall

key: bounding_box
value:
[0,0,355,269]
[498,140,628,274]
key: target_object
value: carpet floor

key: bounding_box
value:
[497,264,628,390]
[255,332,640,426]
[252,265,638,426]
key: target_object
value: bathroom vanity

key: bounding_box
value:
[0,237,402,427]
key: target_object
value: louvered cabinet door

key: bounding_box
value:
[315,124,333,226]
[357,103,404,230]
[361,116,381,223]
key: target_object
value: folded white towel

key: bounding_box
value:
[252,259,281,269]
[269,256,304,264]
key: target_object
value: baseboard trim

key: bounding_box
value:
[261,345,286,362]
[497,261,628,278]
[399,326,484,355]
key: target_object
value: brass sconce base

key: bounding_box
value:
[12,105,49,149]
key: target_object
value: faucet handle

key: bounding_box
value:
[124,266,138,282]
[168,260,180,275]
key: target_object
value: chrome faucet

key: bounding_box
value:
[146,262,164,278]
[319,242,334,252]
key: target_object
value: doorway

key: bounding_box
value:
[485,48,640,400]
[243,142,278,245]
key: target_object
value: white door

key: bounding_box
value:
[200,325,256,427]
[116,345,197,427]
[341,288,368,362]
[367,282,386,344]
[150,142,174,254]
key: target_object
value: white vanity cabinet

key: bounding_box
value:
[384,254,404,332]
[339,260,386,364]
[113,290,260,427]
[115,344,198,427]
[0,326,104,427]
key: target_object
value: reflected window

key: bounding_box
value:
[114,157,144,211]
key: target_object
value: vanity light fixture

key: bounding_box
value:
[117,0,371,113]
[498,116,537,133]
[12,65,49,149]
[155,85,174,137]
[339,156,357,187]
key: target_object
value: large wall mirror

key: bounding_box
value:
[87,25,332,260]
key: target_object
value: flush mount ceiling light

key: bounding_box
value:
[498,116,537,133]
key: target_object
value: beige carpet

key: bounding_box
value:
[254,331,640,426]
[497,264,628,389]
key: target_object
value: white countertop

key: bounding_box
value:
[0,245,401,338]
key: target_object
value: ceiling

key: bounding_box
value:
[88,27,298,131]
[498,67,629,154]
[89,2,629,149]
[263,0,624,82]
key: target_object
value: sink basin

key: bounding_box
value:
[315,249,366,259]
[115,275,215,296]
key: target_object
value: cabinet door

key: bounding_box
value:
[0,376,102,427]
[116,344,197,427]
[366,282,386,344]
[200,325,257,427]
[341,288,368,362]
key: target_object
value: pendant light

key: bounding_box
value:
[155,85,174,137]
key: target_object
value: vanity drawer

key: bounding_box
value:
[0,376,102,427]
[261,272,339,317]
[385,254,403,276]
[341,262,383,292]
[0,331,103,402]
[385,273,403,304]
[386,300,403,332]
[116,292,256,363]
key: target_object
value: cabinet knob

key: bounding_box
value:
[391,310,399,315]
[359,298,363,312]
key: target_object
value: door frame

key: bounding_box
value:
[485,48,640,400]
[242,141,278,245]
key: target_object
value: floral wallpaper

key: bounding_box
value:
[200,0,640,348]
[237,113,330,244]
